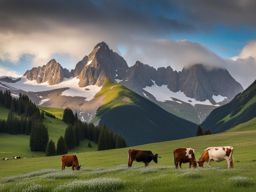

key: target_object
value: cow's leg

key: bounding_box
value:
[230,158,234,168]
[72,165,75,171]
[179,162,182,168]
[224,157,231,169]
[189,161,192,168]
[128,159,133,167]
[174,160,178,169]
[61,163,65,170]
[145,162,149,167]
[206,160,211,168]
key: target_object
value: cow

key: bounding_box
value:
[2,157,9,161]
[128,149,158,167]
[173,148,197,169]
[61,155,81,170]
[198,146,234,169]
[13,156,21,159]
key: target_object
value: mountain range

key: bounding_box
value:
[21,42,243,123]
[0,41,246,145]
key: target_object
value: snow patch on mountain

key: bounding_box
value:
[87,60,93,66]
[115,78,123,83]
[143,81,216,106]
[212,94,227,103]
[39,98,50,105]
[2,77,102,101]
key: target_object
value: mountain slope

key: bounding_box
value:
[122,63,243,123]
[94,81,197,145]
[202,80,256,132]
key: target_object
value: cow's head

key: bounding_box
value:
[76,165,81,170]
[153,154,158,163]
[192,160,197,168]
[197,161,204,167]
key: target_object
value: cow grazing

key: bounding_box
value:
[2,157,9,161]
[198,146,234,169]
[13,156,21,160]
[128,149,158,167]
[61,155,81,170]
[173,148,197,169]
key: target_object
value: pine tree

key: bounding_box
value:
[196,126,204,136]
[62,108,75,125]
[88,141,92,148]
[64,125,76,149]
[46,140,56,156]
[56,136,68,155]
[30,122,49,152]
[114,134,127,148]
[204,129,212,135]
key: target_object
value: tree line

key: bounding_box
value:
[0,91,127,156]
[45,108,127,156]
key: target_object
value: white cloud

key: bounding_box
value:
[0,24,255,89]
[0,66,20,77]
[238,40,256,60]
[0,24,108,67]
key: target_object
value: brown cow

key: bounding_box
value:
[173,148,197,169]
[128,149,158,167]
[61,155,81,170]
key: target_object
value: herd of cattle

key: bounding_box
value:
[61,146,234,170]
[2,156,21,161]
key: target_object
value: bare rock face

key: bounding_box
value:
[71,56,88,77]
[179,64,243,101]
[78,42,129,87]
[24,59,71,85]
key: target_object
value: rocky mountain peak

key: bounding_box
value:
[24,59,71,85]
[94,41,110,50]
[78,42,129,87]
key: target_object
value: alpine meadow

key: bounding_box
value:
[0,0,256,192]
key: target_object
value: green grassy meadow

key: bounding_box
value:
[0,106,9,120]
[0,106,97,159]
[0,129,256,191]
[40,107,64,120]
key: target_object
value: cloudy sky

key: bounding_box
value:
[0,0,256,88]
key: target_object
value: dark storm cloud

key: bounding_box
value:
[173,0,256,29]
[0,0,192,35]
[1,0,256,35]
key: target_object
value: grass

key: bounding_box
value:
[0,134,44,158]
[0,106,10,120]
[43,115,67,143]
[1,130,256,191]
[0,108,97,159]
[40,107,64,120]
[95,81,136,116]
[229,117,256,132]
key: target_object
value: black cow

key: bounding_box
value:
[128,149,158,167]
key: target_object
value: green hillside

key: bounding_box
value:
[229,117,256,132]
[202,80,256,132]
[0,129,256,191]
[0,106,9,120]
[0,107,97,158]
[40,106,64,120]
[96,82,197,145]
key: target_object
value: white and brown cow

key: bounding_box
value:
[198,146,234,169]
[173,148,197,168]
